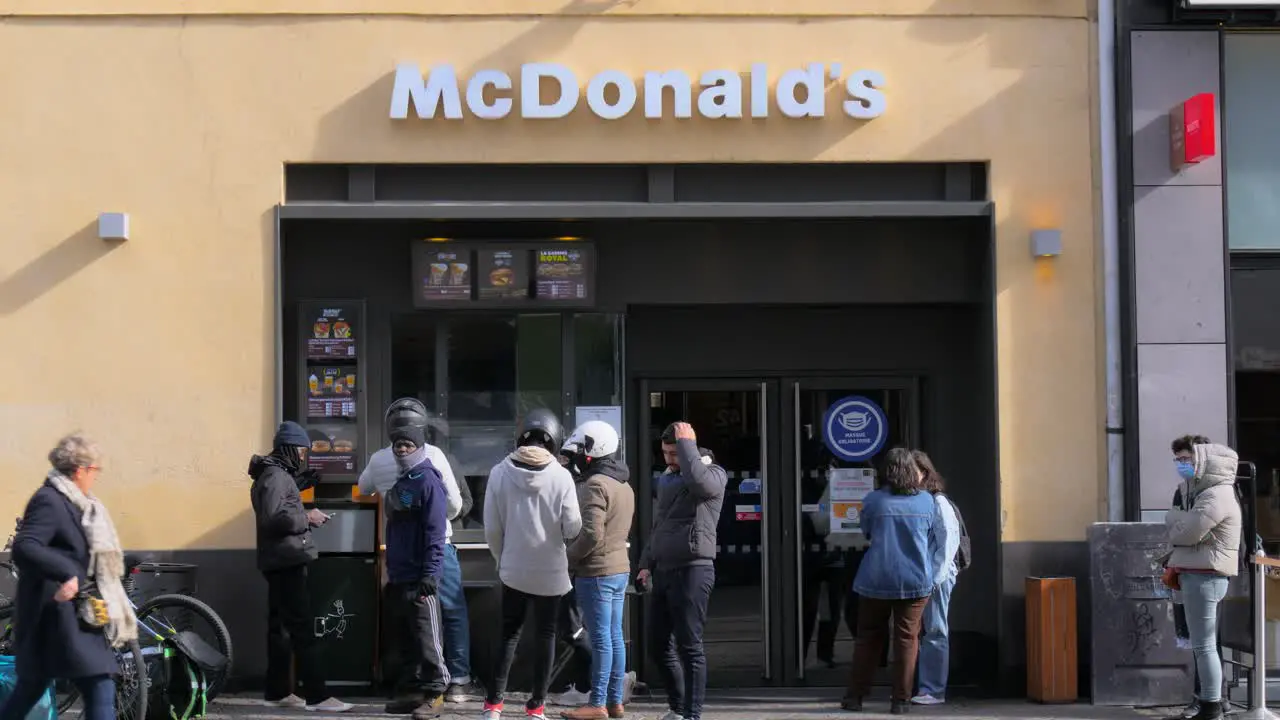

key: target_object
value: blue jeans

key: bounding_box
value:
[1181,572,1229,703]
[917,576,955,698]
[0,674,112,720]
[576,573,630,707]
[440,543,472,684]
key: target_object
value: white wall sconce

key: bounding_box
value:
[1030,229,1062,258]
[98,212,130,241]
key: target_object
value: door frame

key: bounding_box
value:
[633,377,782,686]
[630,374,922,688]
[779,375,921,685]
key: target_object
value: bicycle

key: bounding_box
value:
[0,560,147,720]
[0,521,233,716]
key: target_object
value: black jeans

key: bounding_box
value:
[386,582,451,699]
[264,564,328,705]
[649,565,715,720]
[556,590,594,694]
[488,585,561,710]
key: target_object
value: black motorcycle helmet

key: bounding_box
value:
[385,397,428,440]
[516,408,564,455]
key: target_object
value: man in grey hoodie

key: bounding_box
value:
[636,422,726,720]
[482,409,583,720]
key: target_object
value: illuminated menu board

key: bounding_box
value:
[534,247,590,301]
[410,241,594,308]
[478,249,530,300]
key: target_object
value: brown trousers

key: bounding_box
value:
[844,596,929,702]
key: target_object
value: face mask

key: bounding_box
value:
[1175,460,1196,481]
[396,445,428,471]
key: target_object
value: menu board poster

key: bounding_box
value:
[477,249,531,301]
[414,245,473,304]
[306,424,358,475]
[307,366,357,419]
[306,307,357,360]
[534,246,593,303]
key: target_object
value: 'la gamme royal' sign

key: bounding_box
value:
[389,62,887,121]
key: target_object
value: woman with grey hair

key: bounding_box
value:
[0,433,137,720]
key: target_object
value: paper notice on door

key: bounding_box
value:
[829,467,875,534]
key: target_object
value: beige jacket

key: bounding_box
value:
[566,461,635,579]
[1165,443,1242,577]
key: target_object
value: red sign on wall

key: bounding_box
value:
[1170,93,1216,171]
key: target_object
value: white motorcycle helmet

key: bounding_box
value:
[561,420,620,479]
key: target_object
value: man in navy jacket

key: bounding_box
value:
[384,424,451,719]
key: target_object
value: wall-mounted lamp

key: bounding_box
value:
[1030,229,1062,258]
[98,212,130,241]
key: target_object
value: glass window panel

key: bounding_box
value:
[1225,35,1280,250]
[447,316,517,423]
[442,313,562,532]
[389,313,437,414]
[575,313,622,407]
[516,314,563,418]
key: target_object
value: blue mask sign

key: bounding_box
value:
[821,395,889,462]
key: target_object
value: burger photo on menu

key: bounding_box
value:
[478,248,529,300]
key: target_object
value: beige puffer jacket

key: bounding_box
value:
[1165,443,1242,577]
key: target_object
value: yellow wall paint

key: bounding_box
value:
[0,12,1101,547]
[0,0,1090,19]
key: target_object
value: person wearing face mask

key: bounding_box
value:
[1164,440,1242,720]
[249,421,353,713]
[1166,434,1212,720]
[383,423,451,719]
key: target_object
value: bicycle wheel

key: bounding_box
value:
[56,640,147,719]
[135,593,233,700]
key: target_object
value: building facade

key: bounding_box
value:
[1117,0,1280,523]
[0,0,1104,694]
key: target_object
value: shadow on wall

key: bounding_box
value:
[0,222,123,317]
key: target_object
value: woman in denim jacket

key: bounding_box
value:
[841,448,947,715]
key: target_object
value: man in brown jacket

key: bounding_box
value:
[561,420,636,720]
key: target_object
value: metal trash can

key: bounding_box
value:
[129,562,199,600]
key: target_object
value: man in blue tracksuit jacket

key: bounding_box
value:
[384,424,451,719]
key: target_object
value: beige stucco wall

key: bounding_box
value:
[0,2,1101,548]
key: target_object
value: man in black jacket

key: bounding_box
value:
[637,422,727,720]
[249,421,352,713]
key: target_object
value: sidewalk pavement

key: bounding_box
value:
[207,693,1172,719]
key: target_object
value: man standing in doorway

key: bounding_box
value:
[637,422,727,720]
[359,399,485,703]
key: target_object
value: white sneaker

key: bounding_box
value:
[658,712,685,720]
[550,688,591,707]
[911,694,944,705]
[305,697,355,713]
[622,671,637,704]
[265,694,306,708]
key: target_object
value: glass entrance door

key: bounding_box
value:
[788,378,918,685]
[637,379,775,686]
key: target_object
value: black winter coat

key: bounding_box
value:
[11,481,119,679]
[249,457,317,572]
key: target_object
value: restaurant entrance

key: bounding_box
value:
[632,376,919,688]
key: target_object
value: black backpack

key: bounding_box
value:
[940,494,972,573]
[145,631,225,720]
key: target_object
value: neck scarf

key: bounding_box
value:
[46,470,138,647]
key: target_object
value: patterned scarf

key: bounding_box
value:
[46,470,138,647]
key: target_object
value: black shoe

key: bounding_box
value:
[1190,701,1224,720]
[445,681,485,704]
[385,697,420,715]
[890,700,910,715]
[840,697,863,712]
